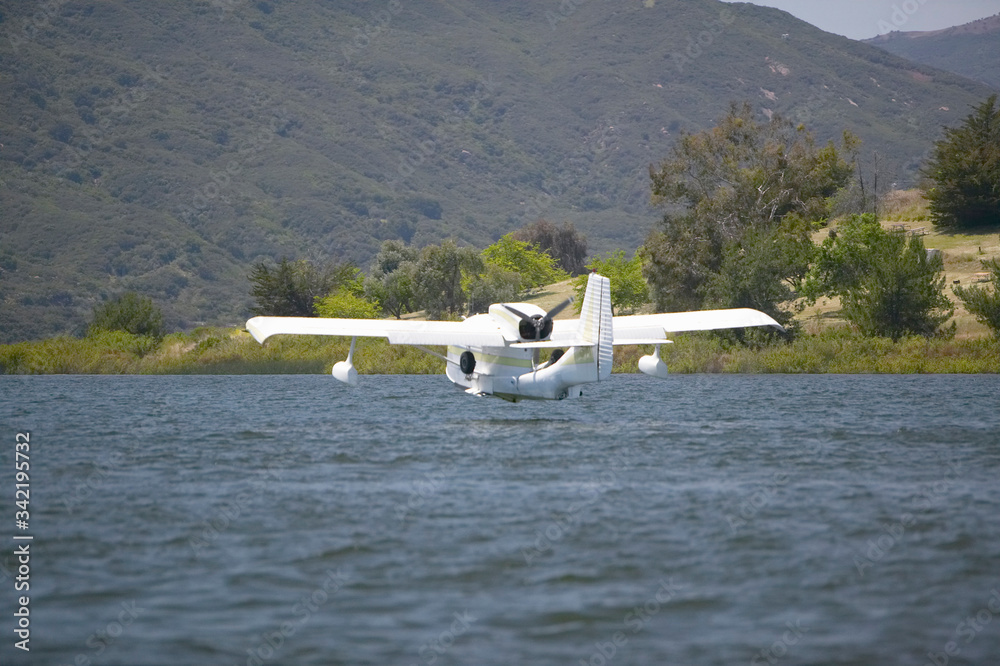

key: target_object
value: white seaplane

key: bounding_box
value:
[246,272,782,402]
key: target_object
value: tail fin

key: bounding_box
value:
[577,273,614,381]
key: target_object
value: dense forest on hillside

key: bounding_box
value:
[0,0,995,341]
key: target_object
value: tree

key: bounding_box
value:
[366,261,418,319]
[481,233,569,290]
[512,220,588,275]
[830,150,891,218]
[463,264,522,315]
[368,239,419,277]
[701,215,815,327]
[642,101,855,319]
[573,250,648,315]
[803,215,954,339]
[249,258,357,316]
[415,241,482,319]
[88,292,164,338]
[364,240,419,319]
[639,212,723,312]
[953,256,1000,337]
[922,95,1000,229]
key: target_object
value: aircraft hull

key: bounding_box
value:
[446,344,594,401]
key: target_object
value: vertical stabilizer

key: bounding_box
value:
[577,273,614,381]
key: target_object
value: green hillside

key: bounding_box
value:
[865,14,1000,90]
[0,0,995,341]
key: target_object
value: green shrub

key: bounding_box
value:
[315,290,381,319]
[89,292,164,338]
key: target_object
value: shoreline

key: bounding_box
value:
[3,328,997,375]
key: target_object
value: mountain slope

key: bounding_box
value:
[0,0,995,341]
[865,14,1000,89]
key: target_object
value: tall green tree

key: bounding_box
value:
[701,215,815,326]
[641,101,855,319]
[922,95,1000,229]
[803,215,954,339]
[481,233,568,290]
[88,291,164,338]
[573,250,648,315]
[364,240,420,319]
[639,212,723,312]
[463,264,522,315]
[249,258,357,316]
[953,256,1000,337]
[366,262,418,320]
[513,220,588,275]
[415,241,482,319]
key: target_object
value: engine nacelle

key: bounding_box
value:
[637,343,671,379]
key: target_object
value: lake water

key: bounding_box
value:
[1,374,999,665]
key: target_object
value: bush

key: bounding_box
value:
[315,290,381,319]
[88,292,164,338]
[803,215,954,339]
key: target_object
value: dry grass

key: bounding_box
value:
[880,189,932,222]
[522,278,577,316]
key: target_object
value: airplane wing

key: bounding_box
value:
[611,308,784,345]
[245,316,507,347]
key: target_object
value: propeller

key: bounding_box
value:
[503,296,573,340]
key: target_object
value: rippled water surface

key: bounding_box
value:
[2,374,999,665]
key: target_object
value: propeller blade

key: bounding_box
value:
[502,304,535,323]
[543,296,574,321]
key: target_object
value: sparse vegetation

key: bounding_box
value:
[879,189,932,223]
